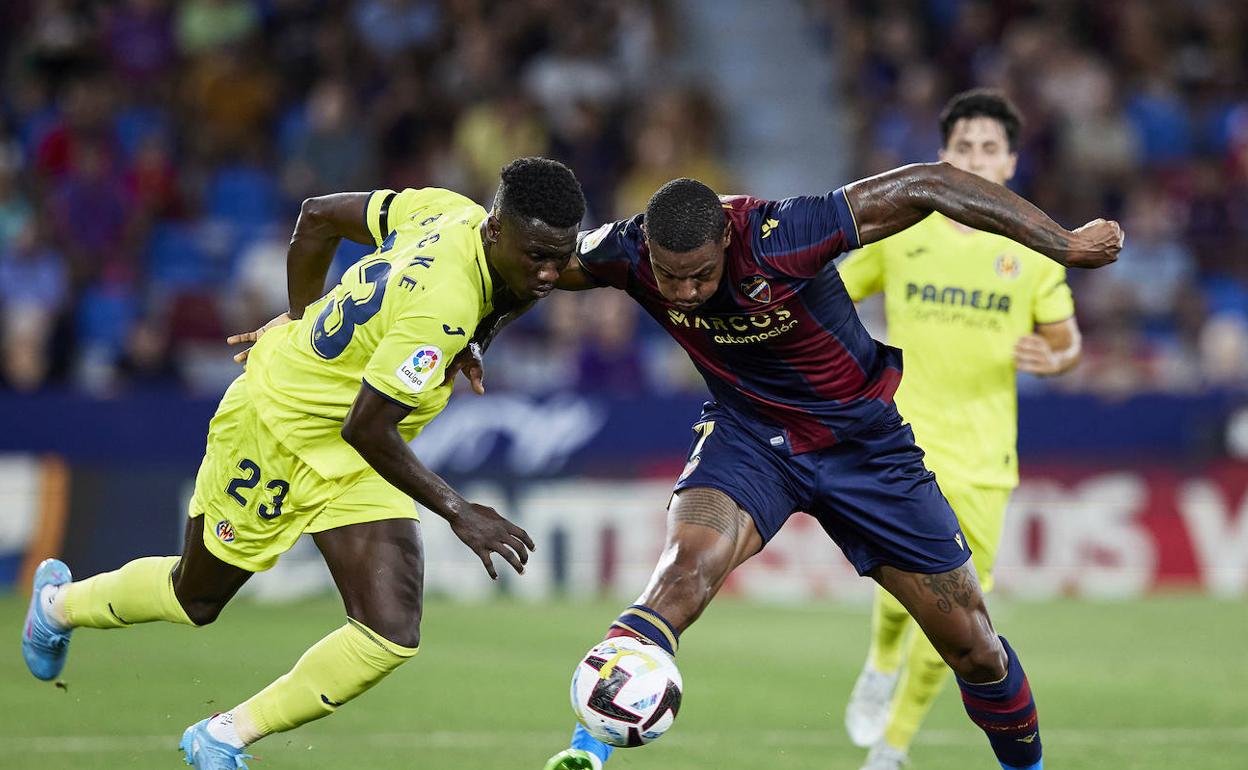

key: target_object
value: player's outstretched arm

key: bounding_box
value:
[843,162,1123,269]
[341,383,535,579]
[288,192,375,318]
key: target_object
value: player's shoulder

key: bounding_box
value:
[578,214,645,269]
[579,214,643,257]
[390,187,485,229]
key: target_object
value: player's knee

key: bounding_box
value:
[665,546,722,599]
[180,597,228,627]
[359,614,422,650]
[950,634,1007,683]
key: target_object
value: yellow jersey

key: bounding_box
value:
[837,212,1074,488]
[245,187,493,481]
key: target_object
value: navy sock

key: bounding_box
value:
[607,605,680,656]
[957,636,1042,770]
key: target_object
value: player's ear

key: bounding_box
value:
[485,213,503,244]
[721,222,731,248]
[1004,152,1019,183]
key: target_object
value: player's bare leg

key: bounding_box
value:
[197,518,423,760]
[872,562,1042,770]
[24,516,251,683]
[546,488,762,769]
[313,517,425,650]
[171,516,255,624]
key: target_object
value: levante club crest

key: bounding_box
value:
[740,275,771,303]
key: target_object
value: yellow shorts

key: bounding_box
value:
[188,377,417,572]
[932,474,1011,593]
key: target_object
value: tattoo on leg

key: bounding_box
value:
[920,564,978,614]
[672,491,741,538]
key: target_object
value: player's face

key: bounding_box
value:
[647,229,729,311]
[487,214,579,300]
[939,116,1017,186]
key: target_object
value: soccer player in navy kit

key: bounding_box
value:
[453,162,1121,770]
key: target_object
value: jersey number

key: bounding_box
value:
[225,458,290,520]
[311,259,392,359]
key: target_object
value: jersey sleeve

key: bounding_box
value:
[756,187,862,278]
[836,243,885,301]
[365,188,436,248]
[574,216,644,290]
[363,307,473,409]
[1032,259,1075,324]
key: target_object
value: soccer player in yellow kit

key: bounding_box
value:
[21,158,586,769]
[838,91,1082,770]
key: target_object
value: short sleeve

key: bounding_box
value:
[575,217,643,290]
[365,188,435,247]
[362,311,471,408]
[1032,261,1075,324]
[756,187,862,278]
[837,244,885,301]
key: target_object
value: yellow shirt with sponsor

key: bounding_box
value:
[837,212,1073,488]
[245,187,493,480]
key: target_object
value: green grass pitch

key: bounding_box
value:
[3,593,1245,769]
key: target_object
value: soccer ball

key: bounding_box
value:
[570,636,683,748]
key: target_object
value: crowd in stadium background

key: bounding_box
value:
[1,0,1246,400]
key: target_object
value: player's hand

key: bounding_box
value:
[442,342,485,395]
[449,502,535,580]
[227,312,293,363]
[1014,334,1062,375]
[1061,219,1124,269]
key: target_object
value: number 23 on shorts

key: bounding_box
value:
[225,458,290,520]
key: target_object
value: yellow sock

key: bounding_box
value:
[882,625,952,752]
[62,556,194,628]
[234,619,418,742]
[867,586,912,674]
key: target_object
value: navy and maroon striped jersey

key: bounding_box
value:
[576,188,903,453]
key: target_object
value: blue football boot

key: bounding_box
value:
[22,558,73,681]
[179,717,254,769]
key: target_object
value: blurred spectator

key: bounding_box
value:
[0,154,33,252]
[615,88,733,218]
[52,140,136,288]
[453,91,549,203]
[351,0,441,60]
[282,78,378,202]
[0,216,68,391]
[104,0,177,86]
[177,0,260,56]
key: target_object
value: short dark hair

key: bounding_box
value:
[495,157,586,228]
[939,89,1023,152]
[644,178,726,252]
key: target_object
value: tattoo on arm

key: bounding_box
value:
[671,490,742,539]
[920,563,978,614]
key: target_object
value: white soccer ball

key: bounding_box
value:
[570,636,683,748]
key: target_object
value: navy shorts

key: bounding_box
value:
[671,402,970,576]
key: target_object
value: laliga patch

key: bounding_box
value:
[740,275,771,303]
[396,345,443,394]
[677,455,701,482]
[215,520,236,544]
[580,223,613,255]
